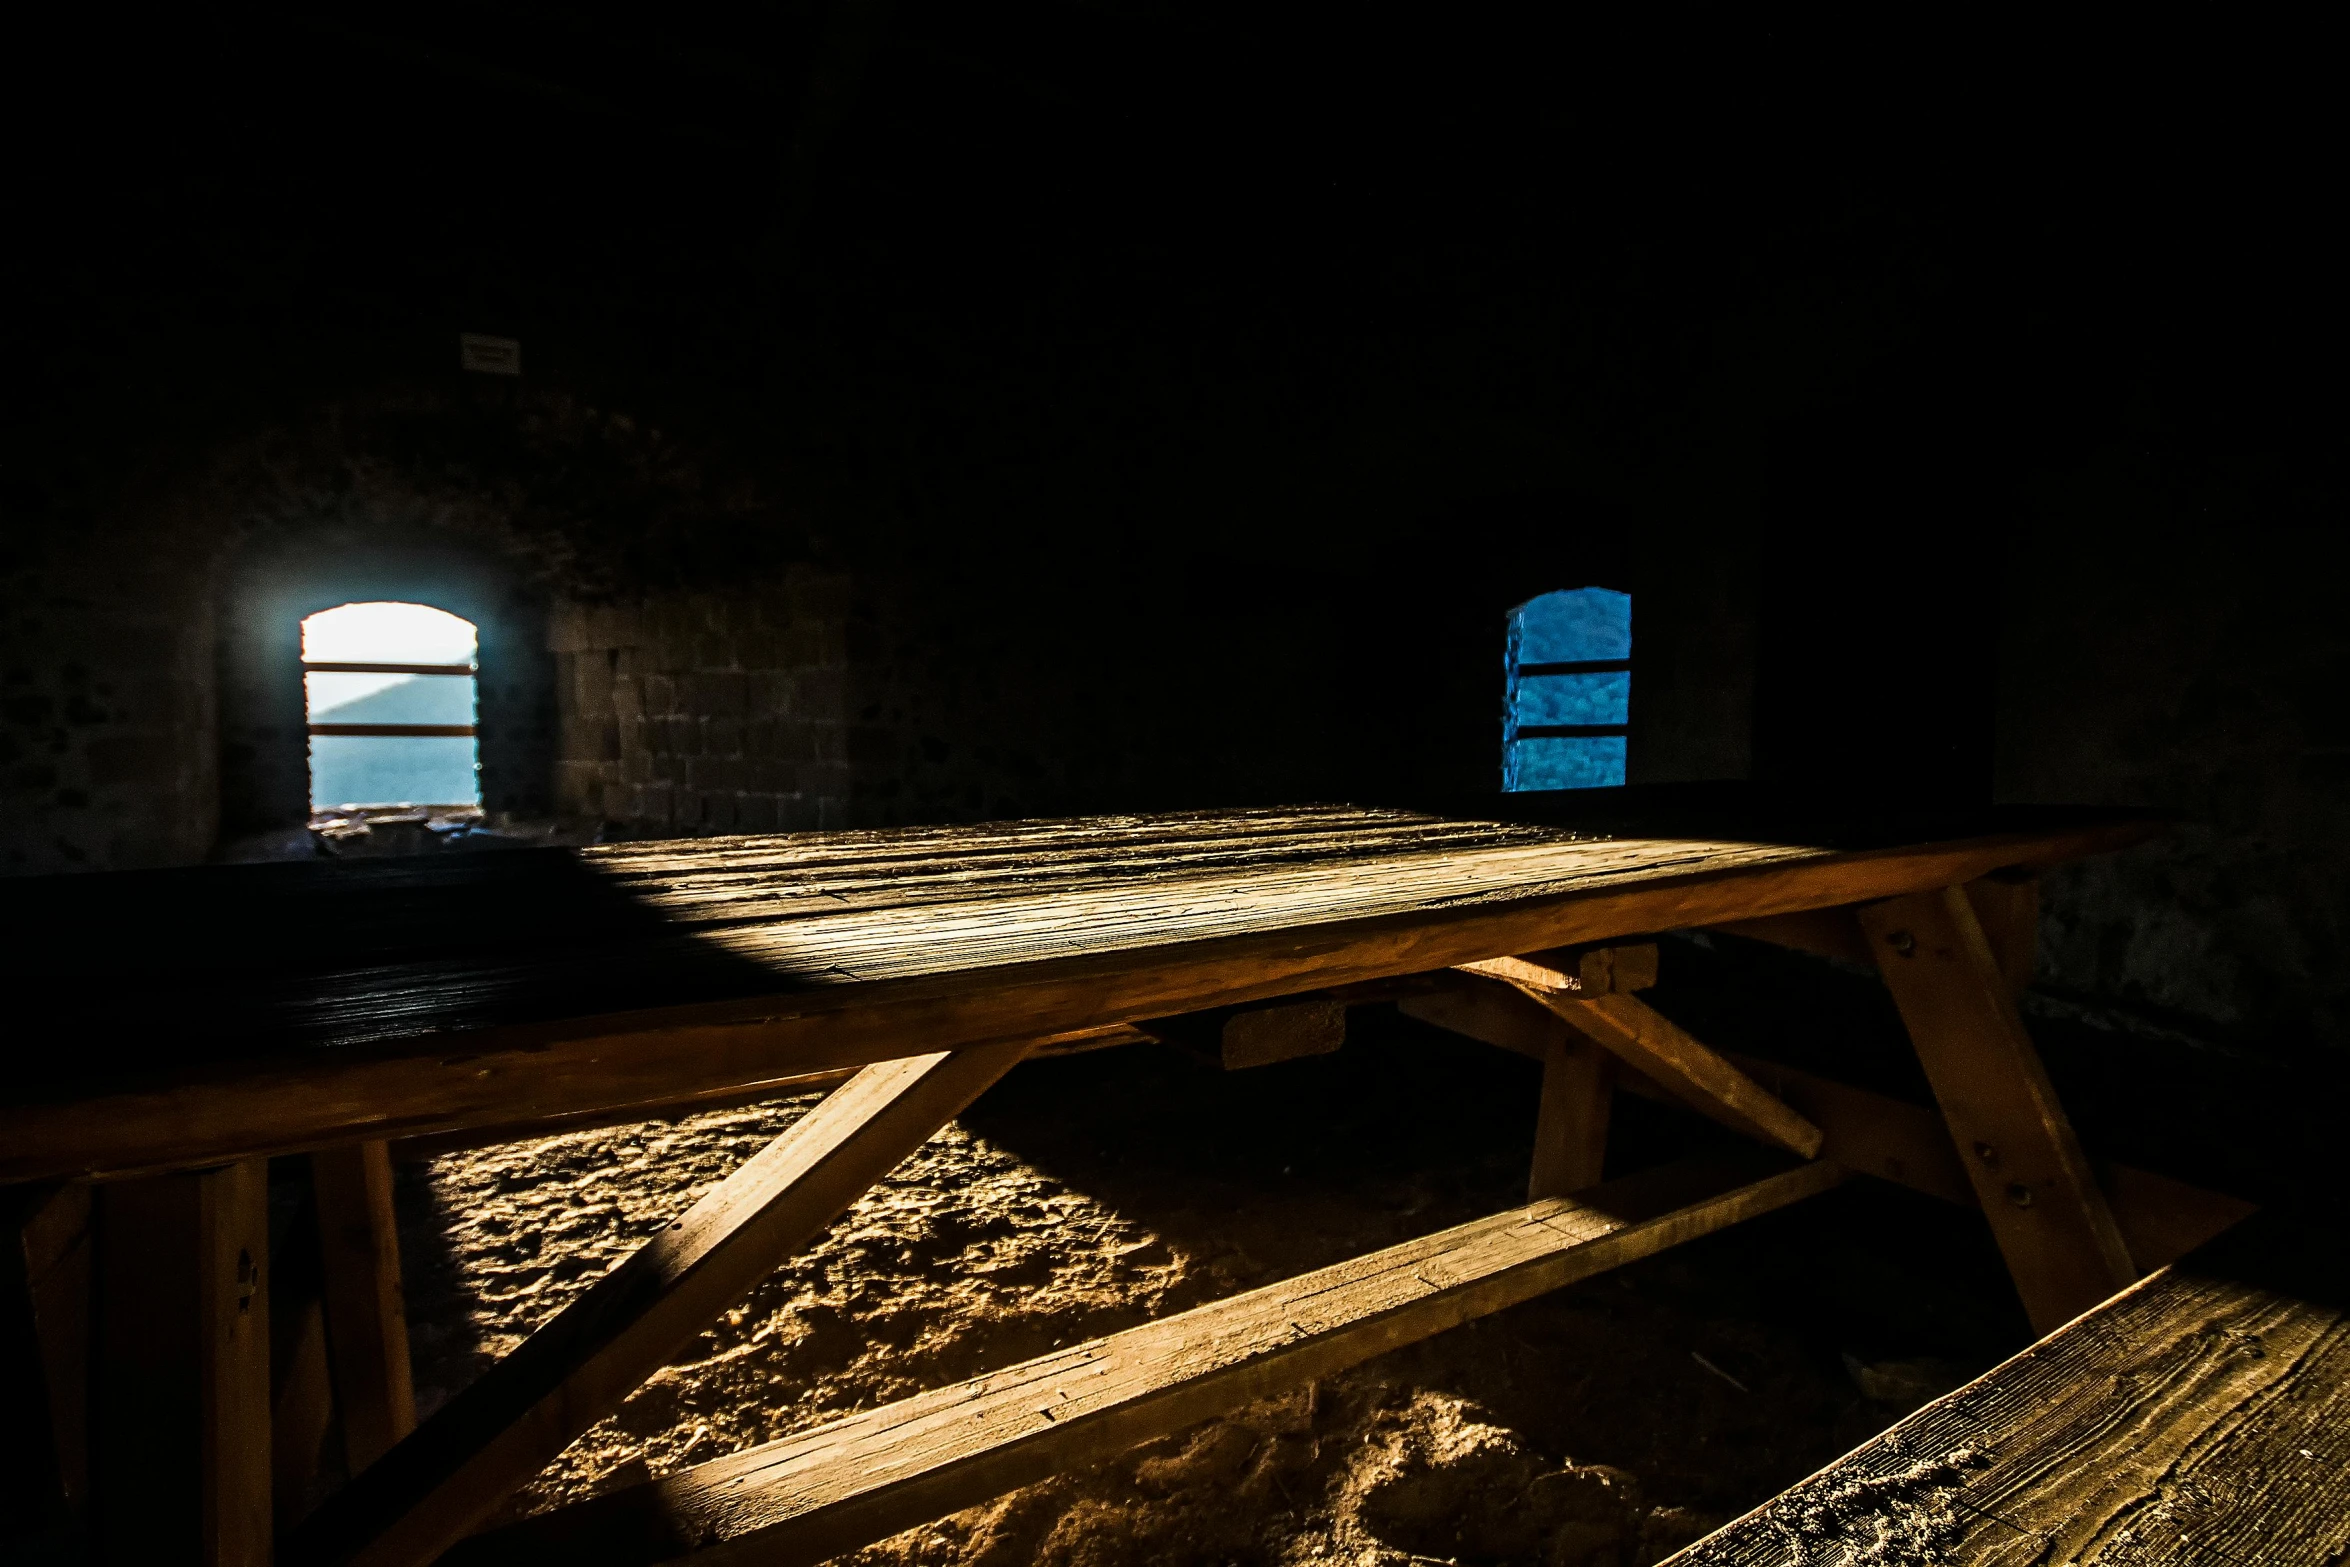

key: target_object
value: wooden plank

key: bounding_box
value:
[1218,998,1347,1069]
[1401,1001,2251,1270]
[93,1159,272,1567]
[1527,1035,1612,1198]
[1964,871,2040,998]
[443,1156,1847,1567]
[0,811,2160,1184]
[313,1141,416,1472]
[1862,888,2136,1333]
[1144,1001,1347,1069]
[8,1182,92,1532]
[284,1039,1033,1567]
[1,1190,67,1542]
[1502,983,1824,1160]
[1663,1211,2350,1565]
[1458,941,1659,995]
[1397,981,1560,1062]
[275,1295,337,1530]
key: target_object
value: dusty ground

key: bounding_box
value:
[394,1008,2035,1567]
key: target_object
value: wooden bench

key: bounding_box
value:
[1663,1208,2350,1565]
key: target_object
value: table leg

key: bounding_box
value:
[1863,887,2134,1334]
[94,1158,272,1566]
[1527,1035,1613,1199]
[313,1142,415,1474]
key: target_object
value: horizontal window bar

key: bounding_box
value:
[1515,659,1632,677]
[302,661,477,676]
[1514,725,1629,739]
[308,724,479,738]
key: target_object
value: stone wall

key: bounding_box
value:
[549,574,857,834]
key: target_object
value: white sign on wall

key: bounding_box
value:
[460,333,522,375]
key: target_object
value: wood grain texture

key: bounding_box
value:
[0,803,2155,1182]
[13,1183,92,1517]
[286,1041,1032,1567]
[1519,988,1825,1160]
[1527,1035,1613,1199]
[93,1160,272,1567]
[444,1156,1846,1567]
[1217,998,1347,1070]
[1457,942,1659,995]
[1962,873,2039,999]
[1664,1210,2350,1565]
[1863,889,2136,1333]
[313,1141,416,1471]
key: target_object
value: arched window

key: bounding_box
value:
[1503,586,1630,790]
[302,602,482,812]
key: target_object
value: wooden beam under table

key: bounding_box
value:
[1457,957,1823,1161]
[1528,1033,1614,1200]
[1862,888,2136,1335]
[444,1155,1846,1567]
[313,1141,417,1473]
[285,1040,1034,1567]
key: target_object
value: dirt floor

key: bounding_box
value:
[393,1007,2038,1567]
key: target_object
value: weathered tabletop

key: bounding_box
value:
[0,793,2153,1182]
[1663,1208,2350,1565]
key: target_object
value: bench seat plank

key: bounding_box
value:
[1666,1210,2350,1565]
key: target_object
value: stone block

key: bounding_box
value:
[846,725,900,765]
[735,792,778,833]
[546,602,592,654]
[703,717,743,758]
[796,667,848,719]
[787,572,852,620]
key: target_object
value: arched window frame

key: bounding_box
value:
[1503,586,1632,791]
[301,602,484,815]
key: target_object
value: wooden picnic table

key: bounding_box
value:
[6,791,2255,1567]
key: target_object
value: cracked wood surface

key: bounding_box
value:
[0,801,2155,1181]
[1664,1209,2350,1566]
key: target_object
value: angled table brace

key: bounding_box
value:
[285,1040,1033,1567]
[1456,952,1824,1160]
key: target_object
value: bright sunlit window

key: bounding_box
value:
[1502,586,1631,790]
[302,601,482,811]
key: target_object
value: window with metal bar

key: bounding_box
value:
[301,601,482,811]
[1503,586,1630,790]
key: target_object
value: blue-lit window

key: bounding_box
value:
[1503,587,1630,790]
